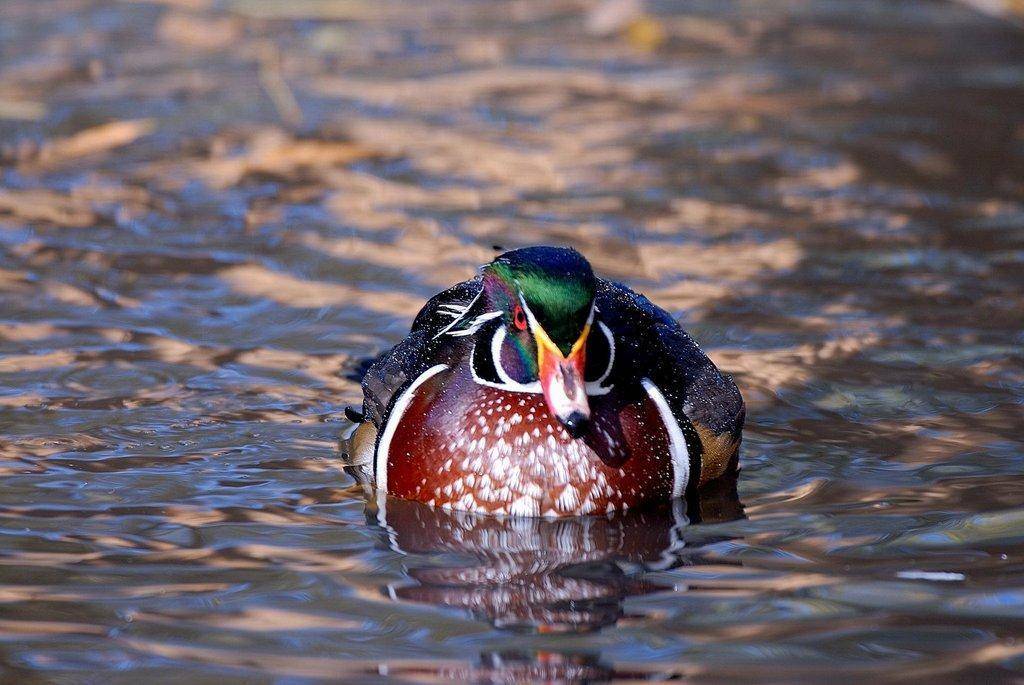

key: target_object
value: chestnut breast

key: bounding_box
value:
[383,367,675,516]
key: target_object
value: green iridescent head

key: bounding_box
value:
[482,246,596,356]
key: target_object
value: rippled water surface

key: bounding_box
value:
[2,0,1024,681]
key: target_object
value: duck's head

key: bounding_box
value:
[478,246,597,437]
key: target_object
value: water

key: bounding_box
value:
[1,0,1023,681]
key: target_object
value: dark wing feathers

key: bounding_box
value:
[595,278,745,443]
[360,327,434,428]
[360,278,482,428]
[410,278,482,335]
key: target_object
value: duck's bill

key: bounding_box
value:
[536,326,590,438]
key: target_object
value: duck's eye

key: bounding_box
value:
[512,305,528,331]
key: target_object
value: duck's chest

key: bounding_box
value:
[380,369,680,516]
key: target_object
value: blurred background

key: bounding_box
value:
[1,0,1024,681]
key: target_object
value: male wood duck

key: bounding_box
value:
[344,246,744,517]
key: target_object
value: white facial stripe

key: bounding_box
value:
[474,294,611,397]
[584,300,596,328]
[642,378,690,499]
[585,320,615,395]
[376,364,448,491]
[471,327,542,394]
[491,326,524,388]
[519,293,540,330]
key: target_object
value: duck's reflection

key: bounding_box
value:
[365,472,743,634]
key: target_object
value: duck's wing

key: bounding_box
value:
[342,278,483,482]
[409,277,484,336]
[359,277,482,429]
[595,279,745,487]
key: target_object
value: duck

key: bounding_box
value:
[343,245,744,517]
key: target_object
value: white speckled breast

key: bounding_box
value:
[381,366,679,516]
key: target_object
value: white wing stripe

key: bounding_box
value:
[434,290,482,339]
[446,310,502,336]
